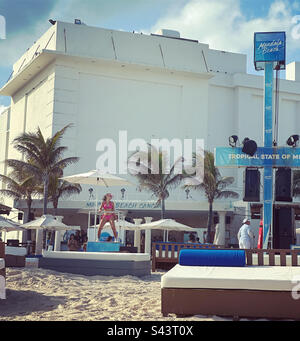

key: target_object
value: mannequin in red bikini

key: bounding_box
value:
[98,193,118,241]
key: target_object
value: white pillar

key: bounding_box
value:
[214,211,226,246]
[54,216,64,251]
[35,229,43,255]
[133,218,143,252]
[144,217,153,254]
[54,231,62,251]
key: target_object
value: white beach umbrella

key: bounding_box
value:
[22,214,80,231]
[0,216,25,240]
[137,219,196,232]
[0,216,25,242]
[60,170,133,187]
[136,219,197,252]
[0,216,23,232]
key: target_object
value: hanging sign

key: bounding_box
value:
[254,31,286,70]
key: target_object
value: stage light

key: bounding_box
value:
[287,135,299,147]
[229,135,239,147]
[49,19,56,25]
[242,138,257,156]
[121,188,126,199]
[185,188,190,199]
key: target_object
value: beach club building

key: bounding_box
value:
[0,20,300,247]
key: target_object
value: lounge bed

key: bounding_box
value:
[39,250,151,277]
[161,249,300,320]
[5,246,26,267]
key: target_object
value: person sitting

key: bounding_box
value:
[68,234,79,251]
[187,233,196,243]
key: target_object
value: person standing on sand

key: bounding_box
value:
[237,218,255,249]
[98,193,118,242]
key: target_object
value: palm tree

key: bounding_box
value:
[184,151,239,243]
[0,168,39,222]
[47,176,82,216]
[128,144,184,218]
[6,124,79,215]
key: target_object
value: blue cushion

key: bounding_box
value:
[86,242,120,252]
[179,249,246,267]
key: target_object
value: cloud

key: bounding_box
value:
[0,0,57,37]
[147,0,299,62]
[0,0,160,68]
[47,0,142,27]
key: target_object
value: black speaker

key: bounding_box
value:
[273,207,295,249]
[243,168,260,202]
[275,168,292,202]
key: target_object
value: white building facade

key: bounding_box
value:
[0,21,300,246]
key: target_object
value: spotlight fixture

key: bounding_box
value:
[49,19,56,25]
[121,188,126,199]
[242,137,257,156]
[185,188,190,199]
[229,135,239,147]
[88,188,94,200]
[287,135,299,147]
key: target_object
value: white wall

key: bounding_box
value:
[50,56,209,201]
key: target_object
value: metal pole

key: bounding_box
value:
[94,190,98,242]
[263,62,274,249]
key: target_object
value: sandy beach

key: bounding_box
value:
[0,268,234,321]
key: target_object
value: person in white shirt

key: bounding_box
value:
[237,218,255,249]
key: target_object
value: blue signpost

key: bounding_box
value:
[215,31,300,249]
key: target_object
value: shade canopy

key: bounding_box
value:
[0,216,24,232]
[134,219,196,232]
[90,220,137,229]
[60,170,133,187]
[22,215,80,231]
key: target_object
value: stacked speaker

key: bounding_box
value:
[274,168,295,248]
[275,168,292,202]
[273,206,295,249]
[243,168,260,202]
[244,167,295,248]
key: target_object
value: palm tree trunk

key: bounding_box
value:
[26,198,32,242]
[207,201,213,243]
[36,174,50,255]
[53,197,58,216]
[43,174,49,215]
[161,198,165,219]
[50,198,59,247]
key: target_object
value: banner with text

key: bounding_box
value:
[215,147,300,167]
